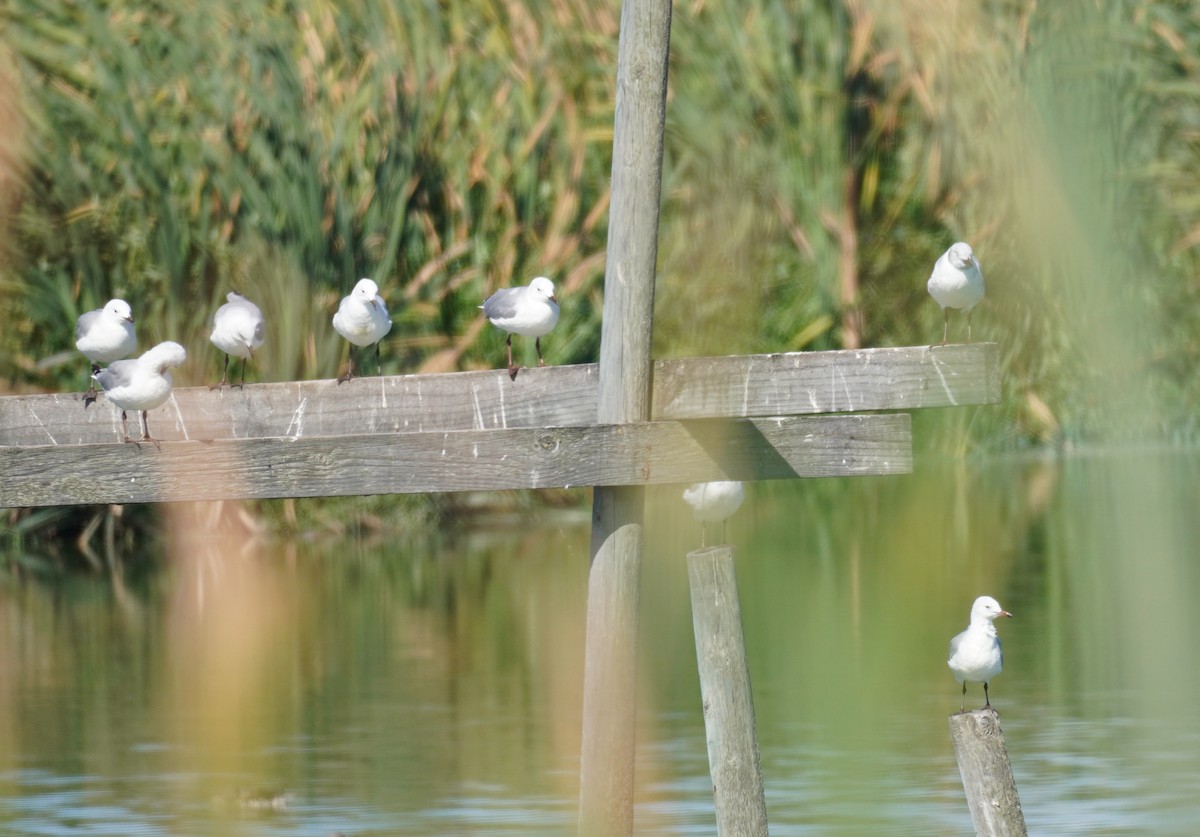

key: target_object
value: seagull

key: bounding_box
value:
[75,299,137,407]
[927,242,985,346]
[93,341,188,449]
[481,276,560,380]
[948,595,1013,712]
[332,278,392,384]
[209,291,265,390]
[682,481,745,547]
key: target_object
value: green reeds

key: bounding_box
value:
[1,0,1198,446]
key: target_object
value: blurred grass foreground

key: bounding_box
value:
[2,2,1200,447]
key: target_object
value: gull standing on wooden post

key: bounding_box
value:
[209,291,265,390]
[75,299,137,408]
[93,341,187,449]
[332,278,392,384]
[927,242,985,346]
[948,595,1012,712]
[682,481,745,547]
[481,276,560,380]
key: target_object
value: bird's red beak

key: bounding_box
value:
[1000,610,1013,618]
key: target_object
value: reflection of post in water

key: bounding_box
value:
[163,500,293,813]
[948,709,1028,836]
[686,544,769,837]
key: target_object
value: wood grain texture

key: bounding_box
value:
[0,344,997,447]
[687,546,769,837]
[0,365,602,447]
[948,709,1029,837]
[652,342,1001,418]
[0,413,911,508]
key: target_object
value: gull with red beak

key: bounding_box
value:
[927,241,985,346]
[948,595,1013,712]
[332,278,392,384]
[75,298,137,407]
[93,341,187,450]
[481,276,560,380]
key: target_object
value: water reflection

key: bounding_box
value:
[1,453,1199,834]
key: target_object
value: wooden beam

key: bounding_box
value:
[0,414,911,508]
[0,344,998,447]
[652,342,1001,418]
[0,365,603,447]
[580,0,673,830]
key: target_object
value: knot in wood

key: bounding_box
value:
[536,432,561,452]
[973,710,1000,737]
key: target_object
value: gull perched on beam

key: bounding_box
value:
[93,341,188,449]
[682,481,745,548]
[333,278,392,384]
[927,242,985,346]
[75,299,137,408]
[209,291,266,390]
[948,595,1012,712]
[481,276,560,380]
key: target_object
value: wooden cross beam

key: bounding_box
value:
[0,343,994,443]
[0,344,996,509]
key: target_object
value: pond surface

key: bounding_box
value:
[2,451,1199,835]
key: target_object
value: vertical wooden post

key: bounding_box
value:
[687,546,769,836]
[578,0,672,834]
[948,709,1029,837]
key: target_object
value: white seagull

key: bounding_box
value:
[481,276,560,380]
[927,242,985,346]
[947,595,1013,712]
[332,278,392,384]
[209,291,266,389]
[93,341,188,449]
[682,481,745,547]
[75,299,137,407]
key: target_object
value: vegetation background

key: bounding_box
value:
[2,0,1199,543]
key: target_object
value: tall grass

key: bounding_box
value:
[1,0,1199,444]
[0,0,616,385]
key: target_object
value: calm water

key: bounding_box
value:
[2,451,1200,835]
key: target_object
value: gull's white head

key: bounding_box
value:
[529,276,558,304]
[970,595,1012,623]
[948,242,976,270]
[105,299,134,322]
[352,278,382,308]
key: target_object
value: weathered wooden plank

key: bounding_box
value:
[0,414,910,508]
[0,344,996,447]
[0,365,602,447]
[652,342,1001,419]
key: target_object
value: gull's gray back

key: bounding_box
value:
[482,287,522,320]
[94,359,137,391]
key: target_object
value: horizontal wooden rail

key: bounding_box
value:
[0,414,912,508]
[0,344,997,447]
[652,342,999,419]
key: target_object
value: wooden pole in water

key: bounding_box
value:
[578,0,672,834]
[948,709,1029,837]
[687,546,769,837]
